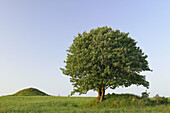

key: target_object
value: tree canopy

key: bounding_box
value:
[61,26,151,102]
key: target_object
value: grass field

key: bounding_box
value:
[0,96,170,113]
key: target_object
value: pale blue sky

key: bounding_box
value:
[0,0,170,97]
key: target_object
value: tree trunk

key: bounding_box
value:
[100,87,105,102]
[97,88,101,103]
[97,87,105,103]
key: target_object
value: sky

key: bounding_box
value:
[0,0,170,97]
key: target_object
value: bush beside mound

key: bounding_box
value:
[12,88,49,96]
[92,93,169,108]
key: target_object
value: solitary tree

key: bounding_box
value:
[61,26,151,102]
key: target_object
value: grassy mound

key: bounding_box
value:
[93,93,168,108]
[13,88,49,96]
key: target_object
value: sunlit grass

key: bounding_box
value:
[0,96,170,113]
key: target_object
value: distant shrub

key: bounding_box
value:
[153,94,168,105]
[141,90,150,99]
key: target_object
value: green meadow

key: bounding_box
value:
[0,96,170,113]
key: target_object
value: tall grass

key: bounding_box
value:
[0,96,170,113]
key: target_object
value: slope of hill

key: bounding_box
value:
[13,88,49,96]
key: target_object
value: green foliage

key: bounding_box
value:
[141,90,150,99]
[61,26,151,96]
[92,93,169,108]
[153,94,168,105]
[95,93,149,108]
[12,88,49,96]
